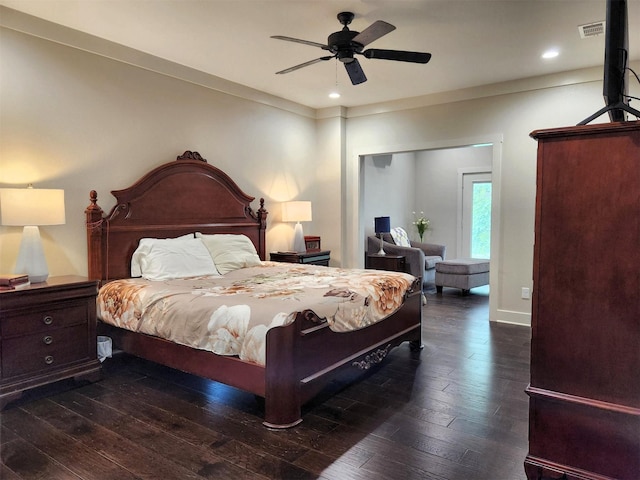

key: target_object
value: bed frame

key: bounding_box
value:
[86,150,423,428]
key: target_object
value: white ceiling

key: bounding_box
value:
[2,0,639,109]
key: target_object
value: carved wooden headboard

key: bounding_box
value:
[85,151,267,282]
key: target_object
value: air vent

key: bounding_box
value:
[579,21,605,38]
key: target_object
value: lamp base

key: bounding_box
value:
[15,226,49,283]
[377,234,386,255]
[292,222,307,253]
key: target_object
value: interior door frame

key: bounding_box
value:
[346,134,503,323]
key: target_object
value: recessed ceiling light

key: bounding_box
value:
[329,91,341,99]
[542,49,560,59]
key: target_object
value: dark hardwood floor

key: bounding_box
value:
[1,286,531,479]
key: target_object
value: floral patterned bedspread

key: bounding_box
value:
[97,262,416,366]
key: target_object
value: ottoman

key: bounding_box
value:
[435,258,490,294]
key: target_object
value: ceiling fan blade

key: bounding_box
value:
[270,35,329,50]
[344,58,367,85]
[352,20,396,47]
[275,56,334,75]
[362,49,432,64]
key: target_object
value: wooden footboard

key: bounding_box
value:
[263,288,422,428]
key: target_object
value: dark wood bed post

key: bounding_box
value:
[85,190,104,282]
[263,318,301,428]
[256,198,268,261]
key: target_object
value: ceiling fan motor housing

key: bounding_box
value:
[328,29,363,63]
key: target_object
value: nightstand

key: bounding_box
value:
[0,275,102,408]
[270,250,331,266]
[366,253,406,273]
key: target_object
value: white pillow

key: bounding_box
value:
[140,238,219,280]
[195,233,262,275]
[390,227,411,247]
[130,234,195,277]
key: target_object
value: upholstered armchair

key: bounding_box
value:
[367,229,446,286]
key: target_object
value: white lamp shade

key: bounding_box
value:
[0,188,66,226]
[281,201,312,223]
[0,187,66,283]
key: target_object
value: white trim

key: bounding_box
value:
[488,142,503,325]
[493,309,532,327]
[456,167,492,259]
[348,134,504,323]
[344,67,603,118]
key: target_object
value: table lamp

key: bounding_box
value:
[282,201,312,253]
[0,186,66,283]
[374,216,391,255]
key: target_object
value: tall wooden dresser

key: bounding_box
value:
[525,122,640,480]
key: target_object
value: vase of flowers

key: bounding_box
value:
[412,211,430,242]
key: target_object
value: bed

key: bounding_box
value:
[85,150,423,428]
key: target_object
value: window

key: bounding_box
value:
[462,172,491,259]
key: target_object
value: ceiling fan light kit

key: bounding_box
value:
[271,11,431,85]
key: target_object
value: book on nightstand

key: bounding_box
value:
[0,274,30,290]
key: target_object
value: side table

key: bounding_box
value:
[270,250,331,266]
[366,253,406,273]
[0,275,102,408]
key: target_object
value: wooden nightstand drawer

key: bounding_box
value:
[1,301,88,338]
[2,324,89,378]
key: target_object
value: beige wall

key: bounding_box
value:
[414,145,493,252]
[311,112,345,266]
[362,152,417,241]
[2,11,638,327]
[0,26,319,275]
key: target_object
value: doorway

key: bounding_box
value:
[349,135,502,321]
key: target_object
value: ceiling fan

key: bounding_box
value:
[271,12,431,85]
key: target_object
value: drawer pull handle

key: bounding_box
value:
[42,315,54,325]
[43,335,53,345]
[44,355,54,365]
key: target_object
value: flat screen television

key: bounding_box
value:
[579,0,639,124]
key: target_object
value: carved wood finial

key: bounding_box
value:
[177,150,207,162]
[257,198,268,228]
[85,190,103,216]
[85,190,104,230]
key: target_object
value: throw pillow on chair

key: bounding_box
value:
[390,227,411,247]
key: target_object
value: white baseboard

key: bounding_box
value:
[492,309,531,327]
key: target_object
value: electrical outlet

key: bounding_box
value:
[521,287,531,299]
